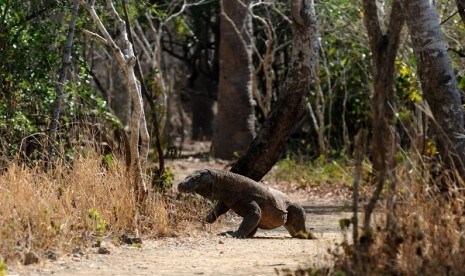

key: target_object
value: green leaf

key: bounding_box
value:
[458,76,465,90]
[339,218,352,230]
[341,58,348,67]
[0,260,6,276]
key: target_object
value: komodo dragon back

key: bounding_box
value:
[207,169,288,214]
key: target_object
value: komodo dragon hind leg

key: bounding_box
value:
[230,201,261,238]
[285,203,315,239]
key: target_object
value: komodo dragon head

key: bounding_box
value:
[178,169,213,198]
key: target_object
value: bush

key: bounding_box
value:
[270,157,354,188]
[0,150,210,262]
[332,163,465,275]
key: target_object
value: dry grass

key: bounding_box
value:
[0,151,210,263]
[330,162,465,275]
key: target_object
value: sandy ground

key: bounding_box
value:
[9,206,350,276]
[8,142,353,275]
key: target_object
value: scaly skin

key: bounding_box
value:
[178,169,313,239]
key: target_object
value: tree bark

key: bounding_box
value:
[80,0,150,200]
[122,1,165,184]
[400,0,465,178]
[48,0,79,163]
[363,0,404,180]
[457,0,465,24]
[212,0,256,160]
[361,2,404,268]
[231,0,319,181]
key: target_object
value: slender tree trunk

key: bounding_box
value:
[457,0,465,24]
[212,0,256,160]
[341,66,350,154]
[122,2,165,188]
[361,0,404,268]
[315,74,326,156]
[80,0,150,201]
[48,0,79,163]
[400,0,465,179]
[352,129,366,266]
[231,0,319,181]
[363,0,403,180]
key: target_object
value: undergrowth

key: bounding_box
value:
[270,157,356,188]
[0,151,210,264]
[287,157,465,275]
[331,166,465,275]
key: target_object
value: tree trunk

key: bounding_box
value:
[80,0,150,201]
[457,0,465,24]
[212,0,256,160]
[48,0,79,163]
[231,0,319,181]
[190,73,216,140]
[361,1,404,268]
[122,1,165,185]
[400,0,465,178]
[363,0,403,180]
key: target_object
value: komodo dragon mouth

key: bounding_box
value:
[177,169,213,198]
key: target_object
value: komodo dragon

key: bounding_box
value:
[178,168,313,239]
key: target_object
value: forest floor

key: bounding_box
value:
[8,142,353,276]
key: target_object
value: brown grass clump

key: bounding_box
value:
[0,151,210,263]
[332,164,465,275]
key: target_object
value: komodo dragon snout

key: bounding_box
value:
[177,169,213,196]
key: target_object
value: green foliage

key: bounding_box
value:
[146,3,167,20]
[103,154,114,167]
[282,0,372,156]
[0,260,5,276]
[173,16,190,39]
[151,166,175,190]
[0,0,120,160]
[271,157,352,187]
[0,1,63,142]
[160,167,175,189]
[88,208,107,236]
[339,218,352,231]
[395,60,421,104]
[319,0,371,128]
[458,76,465,90]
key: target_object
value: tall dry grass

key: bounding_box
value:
[331,160,465,275]
[0,151,208,263]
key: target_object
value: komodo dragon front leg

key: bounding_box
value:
[226,201,261,238]
[205,201,229,223]
[206,200,260,238]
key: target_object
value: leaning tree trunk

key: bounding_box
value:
[400,0,465,179]
[231,0,319,181]
[211,0,256,160]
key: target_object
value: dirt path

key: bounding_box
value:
[8,151,352,275]
[9,202,350,276]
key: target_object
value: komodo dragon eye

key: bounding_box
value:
[190,169,209,180]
